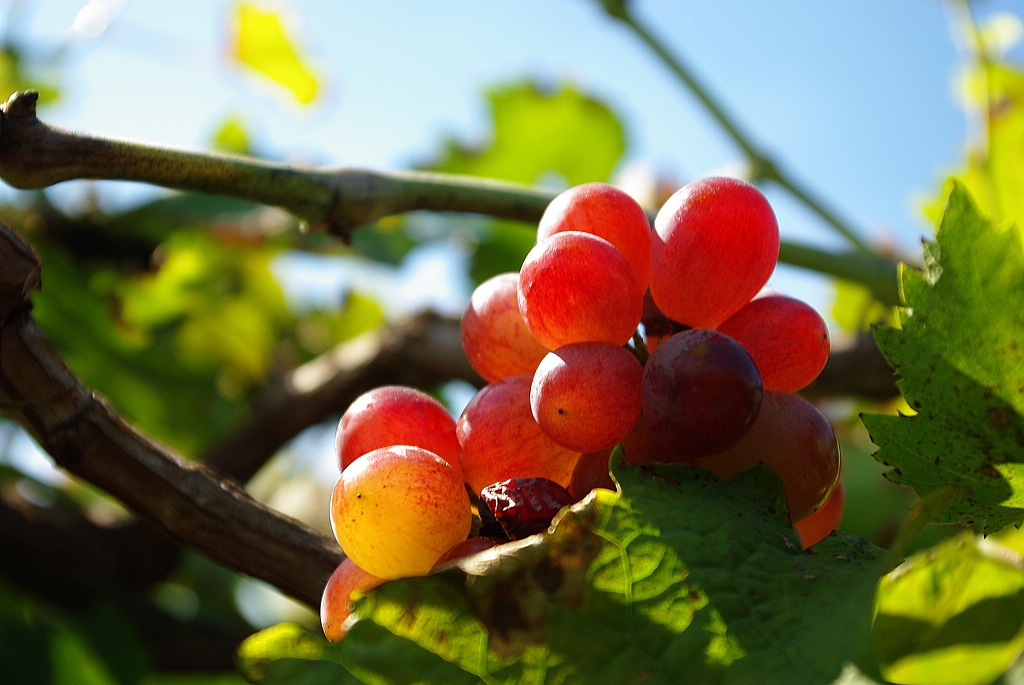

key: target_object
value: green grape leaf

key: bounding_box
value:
[231,2,320,105]
[237,620,480,684]
[861,182,1024,534]
[830,280,897,334]
[431,81,626,187]
[874,528,1024,685]
[318,462,883,685]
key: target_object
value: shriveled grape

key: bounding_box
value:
[330,445,471,579]
[530,341,643,453]
[479,477,577,540]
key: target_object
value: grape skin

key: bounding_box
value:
[715,292,830,393]
[691,390,841,521]
[794,481,845,548]
[649,176,780,328]
[461,272,549,382]
[537,182,652,289]
[518,231,643,350]
[641,329,763,459]
[530,341,643,453]
[330,445,471,579]
[479,477,576,540]
[335,385,461,478]
[320,558,384,642]
[568,448,616,500]
[457,374,581,494]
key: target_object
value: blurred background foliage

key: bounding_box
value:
[0,1,1020,683]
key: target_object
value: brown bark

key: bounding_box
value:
[0,222,342,610]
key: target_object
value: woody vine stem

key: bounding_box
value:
[0,90,900,306]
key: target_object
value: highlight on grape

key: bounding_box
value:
[320,177,842,641]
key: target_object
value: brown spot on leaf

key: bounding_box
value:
[989,408,1009,428]
[532,556,564,594]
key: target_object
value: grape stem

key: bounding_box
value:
[0,90,899,305]
[629,331,650,365]
[598,0,874,255]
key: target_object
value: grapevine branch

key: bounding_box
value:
[203,309,483,483]
[0,222,342,609]
[0,90,900,306]
[0,91,552,243]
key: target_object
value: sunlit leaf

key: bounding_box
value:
[431,81,626,187]
[874,532,1024,685]
[862,183,1024,534]
[231,2,320,105]
[237,621,476,684]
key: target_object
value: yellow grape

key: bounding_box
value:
[330,445,471,579]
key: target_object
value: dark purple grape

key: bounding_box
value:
[641,328,763,459]
[479,477,576,540]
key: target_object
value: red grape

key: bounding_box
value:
[715,292,830,392]
[794,481,845,548]
[457,374,581,494]
[320,558,385,642]
[461,272,549,382]
[330,445,471,579]
[649,176,779,328]
[518,231,643,349]
[641,329,763,459]
[530,341,643,452]
[691,391,841,521]
[568,448,616,500]
[619,415,660,465]
[335,385,460,478]
[537,182,651,289]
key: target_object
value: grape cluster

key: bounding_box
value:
[321,177,843,641]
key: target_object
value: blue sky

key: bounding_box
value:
[6,1,1024,315]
